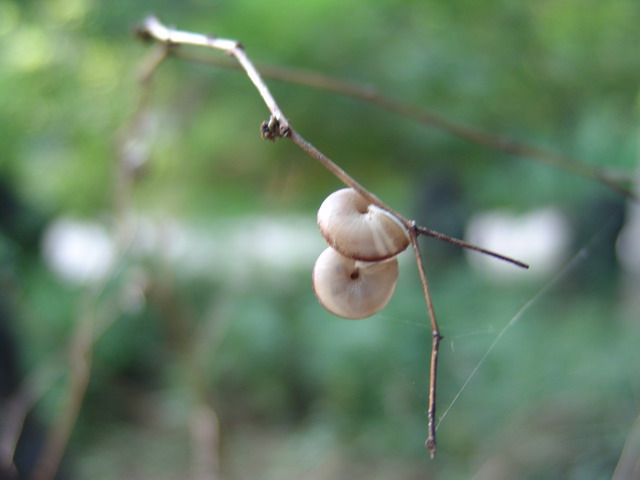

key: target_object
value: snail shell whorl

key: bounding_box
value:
[317,188,409,261]
[312,247,399,319]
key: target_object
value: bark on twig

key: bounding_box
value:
[165,41,638,202]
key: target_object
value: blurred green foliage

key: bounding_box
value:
[1,0,639,479]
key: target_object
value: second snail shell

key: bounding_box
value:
[312,246,399,319]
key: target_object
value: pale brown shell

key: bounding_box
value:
[312,247,399,319]
[317,188,409,261]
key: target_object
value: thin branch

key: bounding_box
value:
[24,248,142,480]
[1,44,168,480]
[287,128,406,221]
[114,43,168,241]
[29,303,94,480]
[135,15,532,457]
[137,18,403,222]
[416,226,529,269]
[612,411,640,480]
[409,224,442,458]
[137,16,290,134]
[133,16,529,269]
[0,291,125,476]
[189,403,220,480]
[0,385,34,473]
[165,45,639,203]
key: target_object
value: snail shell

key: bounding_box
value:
[312,246,399,319]
[317,188,409,261]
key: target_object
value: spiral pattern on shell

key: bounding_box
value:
[317,188,409,261]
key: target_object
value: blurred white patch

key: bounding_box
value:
[172,216,325,284]
[617,202,640,274]
[465,208,571,282]
[42,214,327,287]
[221,216,324,272]
[129,216,190,262]
[42,218,116,285]
[122,213,325,285]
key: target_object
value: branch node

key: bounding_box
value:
[260,120,276,141]
[260,116,290,141]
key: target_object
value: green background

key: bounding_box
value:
[1,0,639,479]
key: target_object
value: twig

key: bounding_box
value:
[409,224,442,458]
[612,411,640,480]
[29,302,94,480]
[189,403,220,480]
[145,263,226,480]
[0,265,134,476]
[164,46,638,203]
[0,44,169,480]
[135,15,530,457]
[416,226,529,269]
[115,42,169,240]
[136,16,290,134]
[0,385,34,473]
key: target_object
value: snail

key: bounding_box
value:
[317,188,410,261]
[312,246,399,319]
[313,188,408,319]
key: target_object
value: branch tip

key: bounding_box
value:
[426,438,437,459]
[134,26,153,43]
[416,225,529,269]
